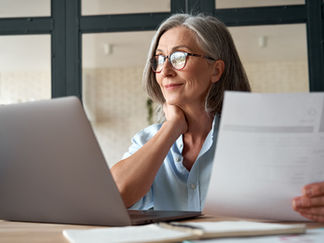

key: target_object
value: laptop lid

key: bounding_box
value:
[0,97,132,226]
[0,97,200,226]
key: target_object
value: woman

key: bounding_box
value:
[111,14,324,223]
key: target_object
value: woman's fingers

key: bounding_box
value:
[292,181,324,222]
[299,212,324,223]
[295,206,324,215]
[293,196,324,208]
[302,181,324,197]
[163,103,188,133]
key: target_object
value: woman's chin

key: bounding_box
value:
[165,100,181,106]
[164,96,183,106]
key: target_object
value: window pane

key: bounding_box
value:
[82,31,155,167]
[228,24,308,92]
[0,35,51,104]
[82,0,170,15]
[215,0,304,9]
[0,0,50,17]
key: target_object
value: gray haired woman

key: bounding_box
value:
[112,13,324,223]
[111,13,250,211]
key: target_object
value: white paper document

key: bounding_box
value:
[205,92,324,221]
[189,228,324,243]
[63,221,305,243]
[63,224,193,243]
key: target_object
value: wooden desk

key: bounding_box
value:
[0,220,98,243]
[1,217,323,243]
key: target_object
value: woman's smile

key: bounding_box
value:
[164,83,184,90]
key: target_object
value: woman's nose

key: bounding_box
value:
[161,58,175,76]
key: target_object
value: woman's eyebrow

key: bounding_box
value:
[155,45,192,54]
[171,45,191,51]
[155,48,164,54]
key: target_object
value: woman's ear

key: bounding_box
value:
[211,60,225,83]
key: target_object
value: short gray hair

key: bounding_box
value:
[143,13,251,115]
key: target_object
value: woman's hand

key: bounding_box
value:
[163,103,188,135]
[292,181,324,222]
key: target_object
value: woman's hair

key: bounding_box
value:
[143,13,251,115]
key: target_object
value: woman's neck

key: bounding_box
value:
[182,106,213,142]
[180,107,214,171]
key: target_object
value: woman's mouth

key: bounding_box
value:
[164,83,184,89]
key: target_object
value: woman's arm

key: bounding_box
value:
[111,104,187,208]
[292,181,324,222]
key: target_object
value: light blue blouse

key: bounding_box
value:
[122,114,220,211]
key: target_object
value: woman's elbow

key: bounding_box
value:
[111,166,134,207]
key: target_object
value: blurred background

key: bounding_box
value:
[0,0,314,166]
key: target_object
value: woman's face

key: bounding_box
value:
[155,26,220,108]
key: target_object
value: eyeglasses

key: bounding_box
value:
[150,51,215,73]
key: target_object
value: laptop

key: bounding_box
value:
[0,97,200,226]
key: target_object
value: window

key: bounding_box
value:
[0,0,50,17]
[229,24,308,93]
[82,0,170,15]
[82,31,155,165]
[0,35,51,104]
[215,0,304,9]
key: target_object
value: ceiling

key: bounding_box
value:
[0,0,308,71]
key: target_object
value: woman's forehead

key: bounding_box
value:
[156,26,200,52]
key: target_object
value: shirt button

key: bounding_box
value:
[176,157,181,162]
[179,144,183,149]
[190,184,196,190]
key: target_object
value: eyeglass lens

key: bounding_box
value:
[152,51,187,72]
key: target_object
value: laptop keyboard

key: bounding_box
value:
[128,210,162,219]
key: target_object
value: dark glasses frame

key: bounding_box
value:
[150,51,215,73]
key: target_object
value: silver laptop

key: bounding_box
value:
[0,97,200,226]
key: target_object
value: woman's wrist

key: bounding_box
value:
[162,119,186,139]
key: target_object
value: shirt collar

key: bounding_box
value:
[198,114,220,157]
[175,114,220,156]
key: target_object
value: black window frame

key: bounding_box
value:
[0,0,323,100]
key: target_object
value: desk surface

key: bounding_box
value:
[1,217,323,243]
[0,220,99,243]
